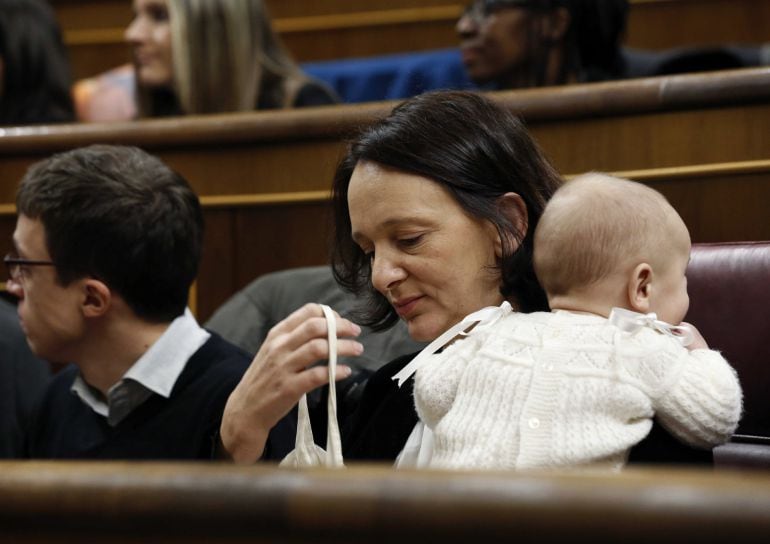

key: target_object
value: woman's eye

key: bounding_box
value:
[398,235,424,248]
[149,5,169,22]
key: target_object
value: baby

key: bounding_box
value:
[413,173,742,470]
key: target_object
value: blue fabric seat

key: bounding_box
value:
[302,48,477,104]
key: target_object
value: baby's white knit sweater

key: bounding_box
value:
[414,310,742,470]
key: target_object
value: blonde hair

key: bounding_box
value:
[533,173,688,297]
[139,0,305,116]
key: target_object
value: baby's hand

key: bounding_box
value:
[678,322,709,350]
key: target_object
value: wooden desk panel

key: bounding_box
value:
[627,0,770,51]
[4,69,770,200]
[2,158,769,321]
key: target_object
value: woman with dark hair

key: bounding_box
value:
[220,90,561,463]
[457,0,629,89]
[0,0,75,126]
[220,90,710,466]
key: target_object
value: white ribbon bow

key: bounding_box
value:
[391,301,514,387]
[608,307,693,347]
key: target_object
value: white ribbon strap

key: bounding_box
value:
[608,307,693,346]
[279,304,345,468]
[391,301,514,387]
[319,304,344,467]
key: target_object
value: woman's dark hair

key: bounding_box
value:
[565,0,629,82]
[516,0,630,86]
[0,0,75,125]
[331,90,563,331]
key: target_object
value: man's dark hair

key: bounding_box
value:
[16,145,203,322]
[0,0,75,125]
[331,90,563,331]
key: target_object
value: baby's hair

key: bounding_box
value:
[533,173,686,297]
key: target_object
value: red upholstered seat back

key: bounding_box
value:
[686,241,770,438]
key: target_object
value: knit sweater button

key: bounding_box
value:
[528,417,540,429]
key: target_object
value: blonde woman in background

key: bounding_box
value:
[76,0,337,121]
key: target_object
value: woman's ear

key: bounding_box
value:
[628,263,653,314]
[493,192,528,259]
[81,278,112,318]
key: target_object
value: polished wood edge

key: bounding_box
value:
[0,191,331,215]
[65,6,462,46]
[3,159,769,215]
[275,6,462,33]
[3,68,770,152]
[563,158,770,181]
[199,190,331,208]
[0,462,769,539]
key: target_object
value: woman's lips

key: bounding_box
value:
[393,296,424,317]
[460,45,483,64]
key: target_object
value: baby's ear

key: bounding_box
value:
[628,263,653,313]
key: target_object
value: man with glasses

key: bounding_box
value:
[5,144,294,459]
[457,0,628,89]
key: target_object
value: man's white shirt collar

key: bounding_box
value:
[71,308,211,422]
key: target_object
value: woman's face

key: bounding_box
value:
[125,0,173,88]
[457,1,535,85]
[348,161,506,342]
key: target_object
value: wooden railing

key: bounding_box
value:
[52,0,770,80]
[1,461,770,543]
[3,67,770,192]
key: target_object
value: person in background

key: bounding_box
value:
[6,145,295,459]
[0,297,50,458]
[128,0,340,117]
[76,0,337,122]
[0,0,75,125]
[414,173,741,470]
[456,0,629,89]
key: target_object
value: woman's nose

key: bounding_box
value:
[457,11,479,39]
[125,16,145,44]
[371,253,407,295]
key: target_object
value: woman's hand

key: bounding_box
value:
[219,303,363,463]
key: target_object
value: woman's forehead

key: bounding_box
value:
[348,164,462,236]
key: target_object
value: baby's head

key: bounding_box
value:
[533,173,691,324]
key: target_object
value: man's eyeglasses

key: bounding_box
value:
[4,254,56,282]
[462,0,550,23]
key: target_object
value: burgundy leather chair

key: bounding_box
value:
[686,241,770,468]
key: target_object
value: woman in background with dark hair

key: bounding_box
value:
[0,0,75,125]
[456,0,629,89]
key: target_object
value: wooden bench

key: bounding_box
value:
[1,461,769,543]
[54,0,770,81]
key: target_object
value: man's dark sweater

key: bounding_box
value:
[28,333,295,460]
